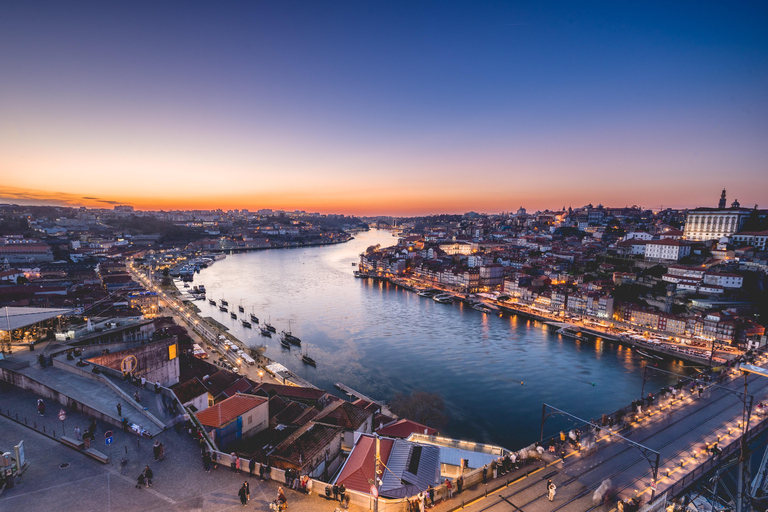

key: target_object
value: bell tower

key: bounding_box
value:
[718,189,726,209]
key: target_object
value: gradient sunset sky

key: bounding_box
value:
[1,1,767,215]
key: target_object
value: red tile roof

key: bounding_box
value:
[376,419,437,438]
[335,434,395,494]
[196,393,267,429]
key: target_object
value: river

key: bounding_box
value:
[191,229,687,450]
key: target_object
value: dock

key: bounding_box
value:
[334,382,385,406]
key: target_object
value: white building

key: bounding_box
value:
[644,240,691,262]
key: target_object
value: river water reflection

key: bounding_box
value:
[193,229,686,449]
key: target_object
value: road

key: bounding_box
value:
[458,360,768,511]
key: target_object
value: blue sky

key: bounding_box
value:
[1,1,766,214]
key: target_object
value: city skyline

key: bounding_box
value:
[2,1,767,215]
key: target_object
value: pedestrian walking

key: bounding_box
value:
[153,440,161,461]
[117,402,122,417]
[427,484,434,506]
[37,398,45,416]
[332,483,339,501]
[134,391,141,403]
[158,442,165,461]
[74,425,81,440]
[339,482,346,504]
[144,465,153,487]
[446,478,453,498]
[244,481,250,502]
[547,479,556,501]
[238,483,248,506]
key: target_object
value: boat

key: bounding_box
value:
[281,320,301,345]
[241,319,251,328]
[183,283,190,288]
[220,298,228,306]
[219,305,228,312]
[280,338,291,348]
[265,317,276,333]
[230,312,237,319]
[197,285,206,293]
[636,349,663,360]
[260,327,272,337]
[433,293,453,304]
[250,311,259,324]
[301,343,316,366]
[238,303,244,313]
[472,303,496,313]
[418,289,437,298]
[558,328,588,341]
[209,299,217,306]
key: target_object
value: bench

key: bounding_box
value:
[60,436,85,450]
[84,448,110,464]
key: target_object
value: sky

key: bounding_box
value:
[1,1,767,215]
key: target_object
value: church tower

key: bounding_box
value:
[718,189,726,209]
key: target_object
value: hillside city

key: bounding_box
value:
[1,190,767,511]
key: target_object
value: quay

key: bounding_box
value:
[358,273,729,367]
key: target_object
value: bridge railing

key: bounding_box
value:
[657,415,768,502]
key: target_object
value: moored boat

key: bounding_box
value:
[302,354,316,366]
[280,338,291,348]
[260,327,272,337]
[219,305,228,312]
[250,312,259,323]
[230,312,237,319]
[209,299,217,306]
[242,320,251,328]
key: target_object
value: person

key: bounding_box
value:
[153,440,161,461]
[235,455,241,473]
[418,491,425,512]
[155,381,161,394]
[141,376,146,388]
[144,465,153,487]
[37,398,45,416]
[338,483,346,504]
[134,391,141,403]
[446,478,453,498]
[510,451,517,469]
[457,475,463,494]
[276,486,287,508]
[74,425,81,440]
[249,457,256,477]
[482,465,487,483]
[332,483,339,501]
[547,479,556,502]
[231,452,237,471]
[427,484,434,506]
[136,472,145,489]
[84,430,91,449]
[238,483,248,506]
[158,442,165,461]
[259,462,265,480]
[244,481,250,502]
[203,451,211,473]
[122,417,129,432]
[211,450,218,470]
[117,402,122,417]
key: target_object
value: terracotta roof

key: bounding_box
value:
[220,378,254,399]
[270,422,344,468]
[335,434,395,494]
[196,393,267,429]
[252,383,330,403]
[172,377,209,405]
[377,418,438,438]
[202,370,240,398]
[314,401,373,430]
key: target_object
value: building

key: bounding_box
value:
[644,239,691,262]
[683,191,751,241]
[128,291,159,316]
[195,393,269,450]
[731,230,768,251]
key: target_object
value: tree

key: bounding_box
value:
[389,391,449,430]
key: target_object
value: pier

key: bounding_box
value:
[334,382,385,406]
